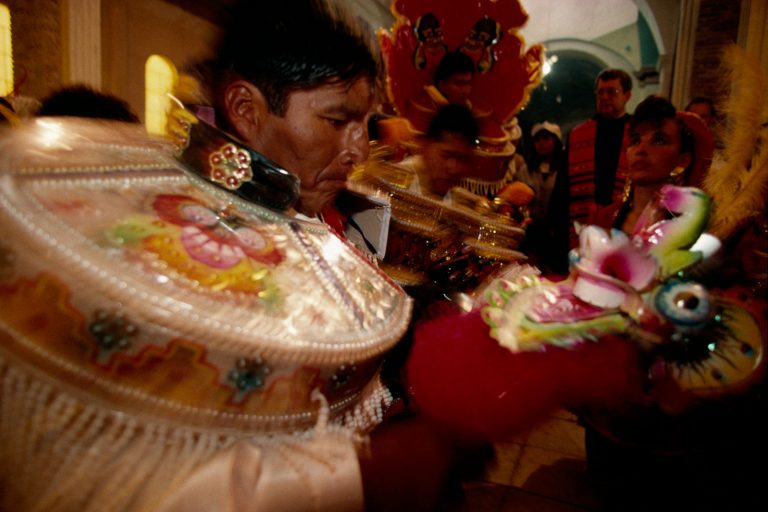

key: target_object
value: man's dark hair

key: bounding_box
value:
[37,84,139,122]
[425,104,478,146]
[210,0,380,117]
[433,51,475,85]
[629,95,694,156]
[596,68,633,93]
[685,96,717,117]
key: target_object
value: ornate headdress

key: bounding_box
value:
[0,118,411,510]
[406,184,766,440]
[378,0,544,155]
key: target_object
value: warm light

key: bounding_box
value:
[34,119,67,148]
[542,55,559,77]
[0,4,13,96]
[320,234,344,264]
[145,54,177,135]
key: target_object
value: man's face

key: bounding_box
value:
[595,78,631,119]
[437,72,473,106]
[687,102,713,124]
[421,132,474,196]
[250,77,373,216]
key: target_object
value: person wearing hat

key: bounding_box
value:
[588,95,713,234]
[455,116,527,200]
[570,94,768,512]
[0,1,480,510]
[519,121,564,222]
[516,121,566,273]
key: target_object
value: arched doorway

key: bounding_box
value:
[517,51,605,141]
[515,1,667,151]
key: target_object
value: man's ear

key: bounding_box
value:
[222,80,269,142]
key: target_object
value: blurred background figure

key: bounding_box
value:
[684,95,717,124]
[520,121,564,222]
[518,121,566,274]
[550,69,633,273]
[685,95,723,150]
[458,117,525,200]
[405,50,495,138]
[433,50,475,107]
[37,84,139,122]
[399,104,479,198]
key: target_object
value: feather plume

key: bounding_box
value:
[704,45,768,239]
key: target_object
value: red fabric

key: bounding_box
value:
[405,309,644,442]
[676,111,715,188]
[320,204,347,238]
[589,201,623,230]
[567,119,629,248]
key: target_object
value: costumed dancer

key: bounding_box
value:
[0,1,479,511]
[377,0,542,204]
[405,45,768,510]
[361,0,541,294]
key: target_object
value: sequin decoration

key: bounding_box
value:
[330,363,357,390]
[88,309,139,352]
[228,357,271,394]
[209,143,253,190]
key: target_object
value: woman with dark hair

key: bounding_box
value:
[578,95,767,512]
[590,95,711,233]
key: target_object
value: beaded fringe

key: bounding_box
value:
[338,378,393,432]
[458,177,507,198]
[0,356,239,512]
[0,354,392,511]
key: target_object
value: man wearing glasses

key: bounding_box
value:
[550,68,633,272]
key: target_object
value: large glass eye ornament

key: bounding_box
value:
[654,279,711,328]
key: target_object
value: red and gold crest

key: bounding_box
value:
[379,0,544,152]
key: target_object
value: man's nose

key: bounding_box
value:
[341,122,369,166]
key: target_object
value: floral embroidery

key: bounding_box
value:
[109,194,283,297]
[209,143,253,190]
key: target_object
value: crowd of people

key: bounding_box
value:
[0,0,766,511]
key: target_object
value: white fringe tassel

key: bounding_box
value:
[0,356,236,512]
